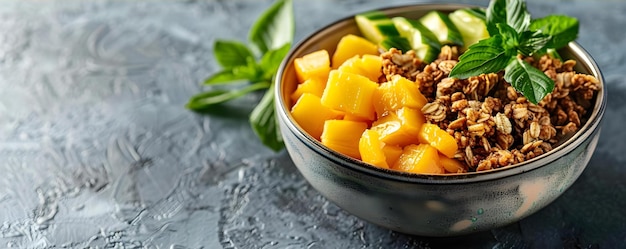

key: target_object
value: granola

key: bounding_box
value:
[380,45,601,172]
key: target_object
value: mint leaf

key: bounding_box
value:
[249,83,284,151]
[487,0,531,35]
[449,35,513,79]
[249,0,294,55]
[530,15,579,49]
[186,82,271,110]
[504,58,554,104]
[214,40,255,68]
[259,43,291,80]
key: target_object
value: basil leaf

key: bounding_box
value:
[232,57,263,82]
[186,82,271,110]
[259,43,291,81]
[249,83,284,151]
[204,69,249,85]
[530,15,579,49]
[205,57,264,85]
[497,23,520,50]
[449,35,513,79]
[504,58,554,104]
[486,0,506,36]
[249,0,294,55]
[506,0,531,33]
[518,30,551,56]
[214,40,255,68]
[487,0,531,35]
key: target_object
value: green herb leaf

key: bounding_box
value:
[530,15,579,49]
[249,0,294,55]
[186,82,271,110]
[259,43,291,80]
[449,35,513,79]
[235,57,264,81]
[486,0,505,36]
[487,0,531,35]
[518,30,551,56]
[504,58,554,104]
[205,58,265,86]
[249,83,284,151]
[452,0,580,104]
[214,40,255,68]
[497,23,520,50]
[189,0,294,152]
[203,69,249,85]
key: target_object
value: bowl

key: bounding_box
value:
[274,3,606,237]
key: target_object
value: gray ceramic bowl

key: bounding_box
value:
[274,4,606,237]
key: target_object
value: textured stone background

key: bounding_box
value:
[0,0,624,248]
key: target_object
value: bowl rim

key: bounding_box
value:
[275,3,607,184]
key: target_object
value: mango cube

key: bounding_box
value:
[332,34,379,68]
[358,55,384,81]
[371,107,425,146]
[382,144,403,168]
[338,54,383,82]
[294,49,331,83]
[321,70,378,121]
[321,119,368,159]
[290,77,326,103]
[418,123,458,158]
[373,75,428,117]
[438,154,467,173]
[393,144,444,174]
[291,93,343,139]
[343,113,372,124]
[359,129,389,169]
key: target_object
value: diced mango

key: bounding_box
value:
[321,70,378,120]
[290,77,326,103]
[438,154,467,173]
[371,107,425,146]
[418,123,458,158]
[338,54,383,82]
[373,75,428,117]
[291,93,344,139]
[343,113,372,124]
[294,50,331,83]
[382,144,403,167]
[393,144,444,174]
[321,120,369,159]
[332,34,379,68]
[359,129,389,169]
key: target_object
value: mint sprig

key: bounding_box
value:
[449,0,579,104]
[186,0,294,151]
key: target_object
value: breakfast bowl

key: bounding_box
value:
[274,3,606,237]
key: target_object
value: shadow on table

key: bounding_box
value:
[389,148,619,249]
[189,102,255,120]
